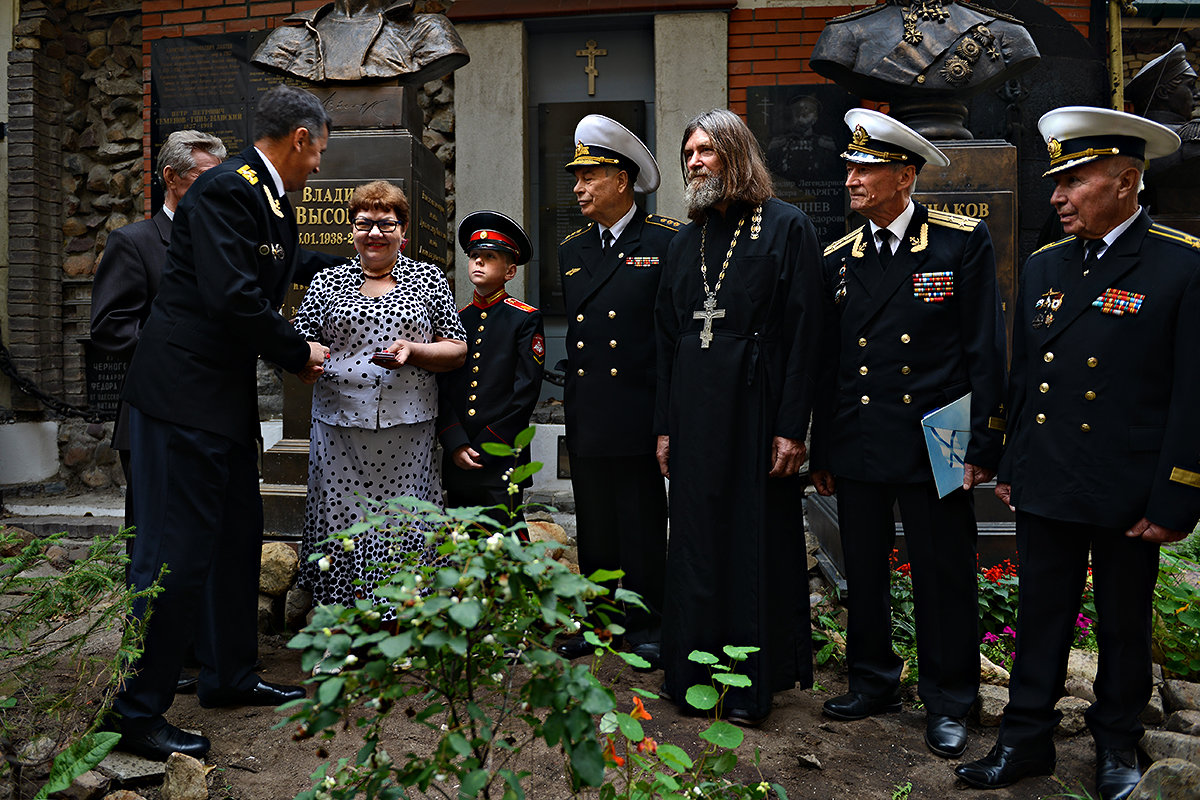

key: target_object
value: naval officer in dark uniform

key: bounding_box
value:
[110,85,340,761]
[957,108,1199,800]
[438,211,544,523]
[555,115,681,668]
[811,109,1007,758]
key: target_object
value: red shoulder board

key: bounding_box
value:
[504,297,537,313]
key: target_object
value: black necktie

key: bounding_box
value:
[876,229,894,268]
[602,230,614,252]
[1083,240,1102,275]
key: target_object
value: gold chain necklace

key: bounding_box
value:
[695,204,762,349]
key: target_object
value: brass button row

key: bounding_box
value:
[574,311,619,322]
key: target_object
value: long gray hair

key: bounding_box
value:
[679,109,774,211]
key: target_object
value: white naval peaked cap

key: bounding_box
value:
[841,108,950,170]
[1038,106,1180,176]
[564,114,661,193]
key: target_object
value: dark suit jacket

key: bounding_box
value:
[999,210,1200,532]
[558,210,681,457]
[91,210,171,450]
[123,147,336,444]
[810,202,1007,483]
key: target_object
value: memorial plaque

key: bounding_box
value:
[82,341,126,422]
[747,85,858,246]
[537,101,646,317]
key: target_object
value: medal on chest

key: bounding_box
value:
[1032,287,1064,329]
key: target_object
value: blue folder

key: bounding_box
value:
[921,393,972,498]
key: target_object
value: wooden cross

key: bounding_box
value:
[576,39,607,96]
[693,296,725,350]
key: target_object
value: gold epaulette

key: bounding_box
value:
[927,208,981,231]
[1030,235,1076,256]
[646,213,683,230]
[236,164,259,185]
[823,225,866,257]
[561,223,593,245]
[504,297,537,313]
[1149,224,1200,250]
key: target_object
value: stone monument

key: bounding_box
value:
[1126,43,1200,232]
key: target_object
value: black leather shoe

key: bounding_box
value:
[175,675,198,694]
[925,713,968,758]
[725,707,768,728]
[822,691,902,721]
[630,642,661,672]
[198,679,306,709]
[556,635,598,660]
[955,741,1055,789]
[1095,748,1140,800]
[117,721,210,761]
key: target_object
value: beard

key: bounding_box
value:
[684,169,724,217]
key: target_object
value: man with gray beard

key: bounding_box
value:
[654,108,823,726]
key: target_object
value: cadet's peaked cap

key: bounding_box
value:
[1038,106,1180,176]
[458,210,532,266]
[564,114,661,193]
[842,108,949,171]
[1126,44,1197,110]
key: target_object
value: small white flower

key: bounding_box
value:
[439,724,448,732]
[366,610,380,621]
[572,620,582,631]
[491,672,504,682]
[342,537,355,552]
[323,776,336,789]
[450,596,460,603]
[414,574,424,586]
[486,532,504,552]
[435,772,447,782]
[317,556,331,572]
[321,627,333,637]
[482,634,496,645]
[343,654,358,666]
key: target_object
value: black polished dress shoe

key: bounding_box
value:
[175,675,198,694]
[725,707,768,728]
[556,635,599,660]
[198,679,306,709]
[822,691,902,721]
[925,713,968,758]
[630,642,661,672]
[955,741,1055,789]
[117,721,210,761]
[1095,748,1140,800]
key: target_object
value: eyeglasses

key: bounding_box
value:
[353,218,400,233]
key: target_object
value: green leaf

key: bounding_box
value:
[510,462,542,486]
[569,740,606,788]
[654,772,681,791]
[448,599,483,629]
[714,673,752,687]
[710,750,737,775]
[379,631,413,659]
[588,568,624,583]
[699,720,744,749]
[655,743,693,771]
[722,645,760,660]
[482,441,513,457]
[514,426,536,449]
[631,687,659,699]
[772,781,790,800]
[33,732,120,800]
[460,768,489,797]
[687,650,719,665]
[615,713,644,743]
[598,711,619,734]
[447,732,472,757]
[317,676,345,706]
[618,651,651,670]
[684,685,718,710]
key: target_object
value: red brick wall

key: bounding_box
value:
[727,1,1094,119]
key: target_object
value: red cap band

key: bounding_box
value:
[469,229,518,251]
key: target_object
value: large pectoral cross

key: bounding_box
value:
[693,295,725,350]
[576,39,607,96]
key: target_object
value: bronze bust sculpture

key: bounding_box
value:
[810,0,1039,138]
[1126,44,1200,220]
[252,0,469,85]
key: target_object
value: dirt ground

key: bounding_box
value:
[103,633,1100,800]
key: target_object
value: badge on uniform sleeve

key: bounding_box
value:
[1092,288,1144,316]
[913,271,953,302]
[531,333,545,364]
[1032,288,1064,328]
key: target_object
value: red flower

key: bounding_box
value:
[636,737,658,755]
[631,696,653,721]
[602,736,625,767]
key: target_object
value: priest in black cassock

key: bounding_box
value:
[654,108,823,726]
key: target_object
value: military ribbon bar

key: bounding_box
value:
[1092,288,1144,316]
[913,271,954,303]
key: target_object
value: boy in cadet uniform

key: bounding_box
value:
[437,211,545,526]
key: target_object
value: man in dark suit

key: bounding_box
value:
[90,129,227,534]
[110,85,340,761]
[811,109,1007,758]
[956,108,1200,800]
[554,115,680,669]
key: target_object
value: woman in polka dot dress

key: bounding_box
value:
[293,180,467,610]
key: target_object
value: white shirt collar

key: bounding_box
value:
[598,202,638,245]
[162,206,175,221]
[869,200,916,254]
[253,146,286,197]
[1092,207,1142,258]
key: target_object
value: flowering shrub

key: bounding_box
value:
[1152,550,1200,680]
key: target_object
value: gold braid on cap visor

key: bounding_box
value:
[847,127,909,161]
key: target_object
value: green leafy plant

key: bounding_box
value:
[811,613,845,667]
[1152,550,1200,679]
[891,781,913,800]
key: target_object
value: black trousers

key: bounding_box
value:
[1000,511,1159,751]
[570,453,668,645]
[113,408,262,729]
[836,478,980,717]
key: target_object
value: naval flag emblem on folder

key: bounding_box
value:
[921,393,972,498]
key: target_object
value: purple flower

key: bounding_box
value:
[982,632,1000,644]
[1003,625,1017,638]
[1076,613,1092,630]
